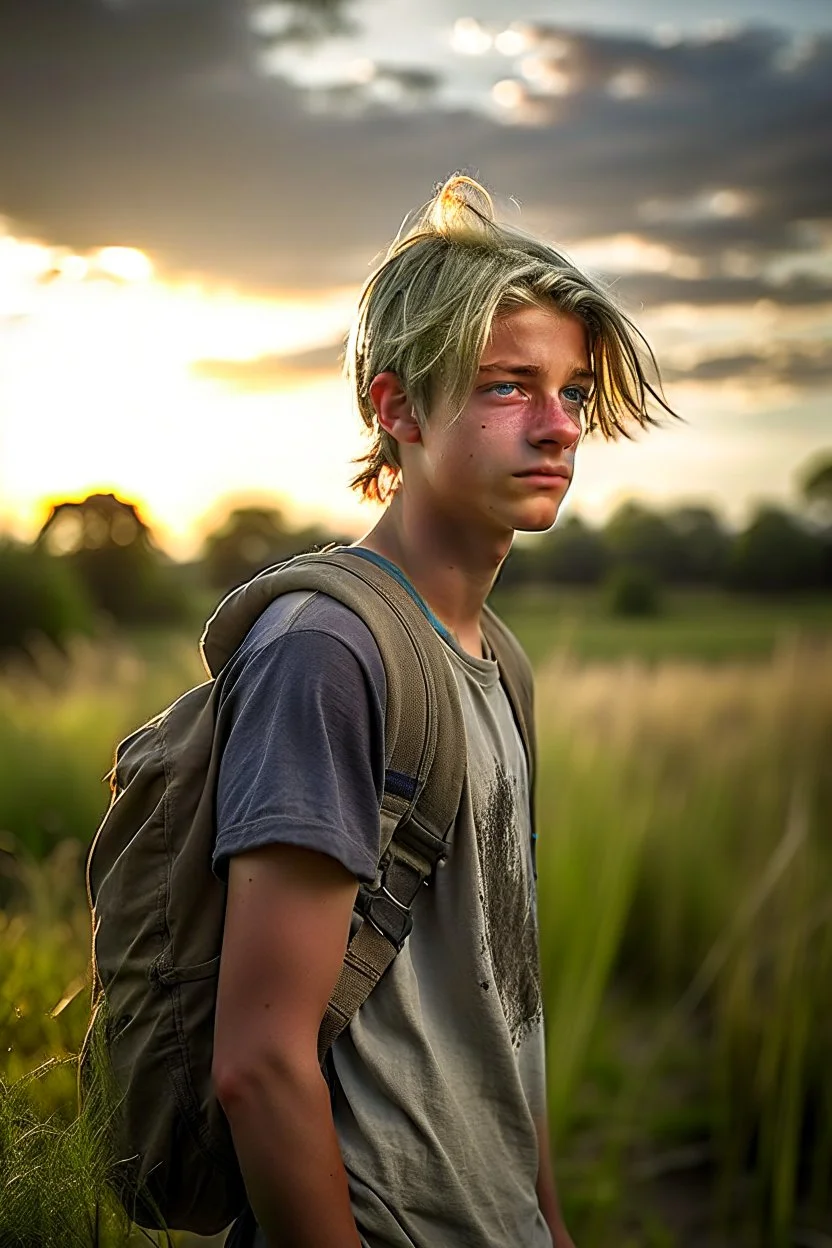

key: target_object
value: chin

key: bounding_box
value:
[513,502,562,533]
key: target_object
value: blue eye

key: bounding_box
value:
[562,386,587,405]
[490,382,519,397]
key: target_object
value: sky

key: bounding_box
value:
[0,0,830,555]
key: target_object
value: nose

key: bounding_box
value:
[527,394,582,451]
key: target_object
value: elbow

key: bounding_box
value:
[212,1056,254,1118]
[212,1039,322,1119]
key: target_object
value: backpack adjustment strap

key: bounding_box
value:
[316,838,438,1065]
[356,844,430,953]
[391,814,450,866]
[317,922,399,1066]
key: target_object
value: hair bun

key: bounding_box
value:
[429,174,496,238]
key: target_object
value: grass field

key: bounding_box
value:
[493,584,832,664]
[1,589,830,1246]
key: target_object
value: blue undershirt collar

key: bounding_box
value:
[340,547,456,646]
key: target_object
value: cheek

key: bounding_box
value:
[434,423,484,469]
[475,413,527,463]
[429,410,519,482]
[453,427,501,478]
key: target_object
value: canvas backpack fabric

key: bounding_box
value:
[80,548,535,1236]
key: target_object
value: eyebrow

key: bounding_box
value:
[479,361,594,381]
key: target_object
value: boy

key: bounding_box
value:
[211,176,670,1247]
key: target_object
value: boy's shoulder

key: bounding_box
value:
[238,589,386,683]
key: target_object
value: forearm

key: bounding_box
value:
[219,1057,362,1248]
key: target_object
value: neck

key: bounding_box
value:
[355,488,513,657]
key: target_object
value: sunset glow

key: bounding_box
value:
[0,230,367,553]
[0,214,826,557]
[1,2,828,560]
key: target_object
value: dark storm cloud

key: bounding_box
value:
[665,345,832,387]
[191,338,344,387]
[481,26,832,263]
[2,3,830,304]
[615,272,832,309]
[308,65,441,116]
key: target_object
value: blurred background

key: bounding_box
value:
[0,1,830,1245]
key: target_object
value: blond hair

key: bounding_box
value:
[347,174,675,502]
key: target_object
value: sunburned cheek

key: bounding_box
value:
[474,415,524,448]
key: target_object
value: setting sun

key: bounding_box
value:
[0,230,370,553]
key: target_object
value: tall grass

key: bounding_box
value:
[0,638,209,1247]
[0,1048,133,1247]
[0,629,830,1245]
[534,640,832,1245]
[0,636,203,858]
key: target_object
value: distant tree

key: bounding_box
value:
[496,517,607,588]
[37,493,188,624]
[604,502,684,583]
[499,536,559,587]
[798,455,832,589]
[666,505,731,584]
[799,453,832,525]
[540,515,607,585]
[728,506,826,593]
[0,540,94,656]
[201,505,329,592]
[604,565,661,617]
[536,511,608,584]
[491,539,535,589]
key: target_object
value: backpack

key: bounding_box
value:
[80,548,535,1235]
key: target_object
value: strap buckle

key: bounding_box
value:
[357,848,428,952]
[359,891,414,952]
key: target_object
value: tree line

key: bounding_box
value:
[1,455,831,656]
[500,453,832,606]
[0,495,341,657]
[501,500,832,594]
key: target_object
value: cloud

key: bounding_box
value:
[664,345,832,387]
[614,273,832,309]
[191,338,344,389]
[1,4,830,315]
[297,64,441,115]
[485,27,832,251]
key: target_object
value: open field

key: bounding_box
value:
[493,585,832,664]
[1,592,831,1246]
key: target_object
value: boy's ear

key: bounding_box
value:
[369,372,422,445]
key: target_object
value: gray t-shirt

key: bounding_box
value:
[214,588,550,1248]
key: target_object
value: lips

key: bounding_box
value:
[514,466,571,481]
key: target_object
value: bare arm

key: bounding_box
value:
[213,843,363,1248]
[535,1115,575,1248]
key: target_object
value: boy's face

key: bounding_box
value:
[415,302,590,537]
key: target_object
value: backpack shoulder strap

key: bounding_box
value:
[203,550,467,1060]
[480,604,538,862]
[480,603,535,778]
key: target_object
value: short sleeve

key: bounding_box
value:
[213,621,386,883]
